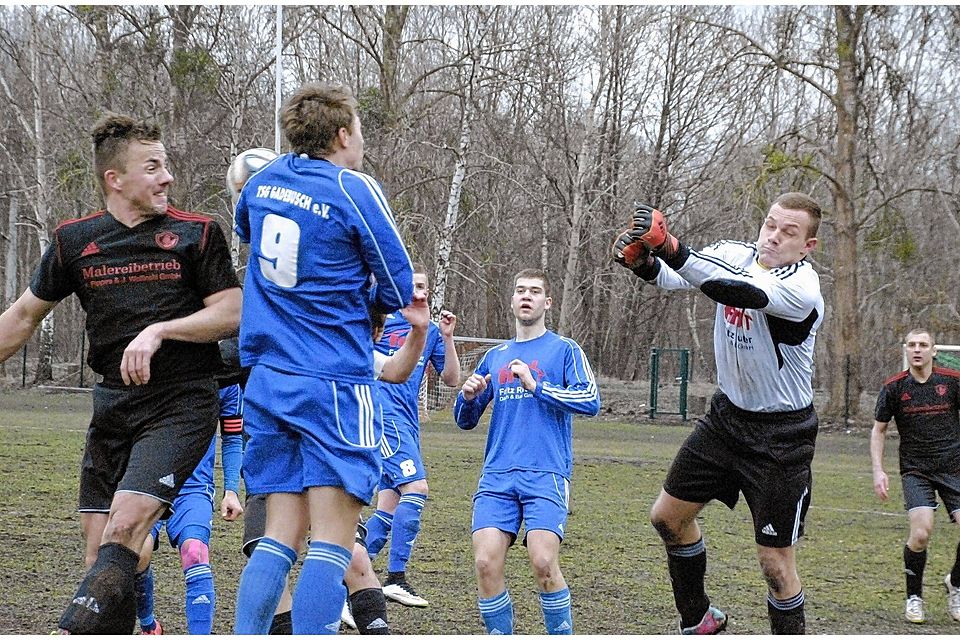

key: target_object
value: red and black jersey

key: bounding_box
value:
[30,206,240,387]
[875,367,960,473]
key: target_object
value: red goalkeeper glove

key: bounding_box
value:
[633,202,682,260]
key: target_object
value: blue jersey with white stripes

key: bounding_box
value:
[235,153,413,383]
[374,312,445,427]
[453,330,600,479]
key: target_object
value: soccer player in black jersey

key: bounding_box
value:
[872,328,960,625]
[613,192,824,634]
[0,114,241,633]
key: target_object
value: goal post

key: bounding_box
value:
[418,336,505,420]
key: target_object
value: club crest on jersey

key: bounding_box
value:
[937,384,948,396]
[385,330,407,349]
[155,231,180,250]
[497,359,546,384]
[724,306,752,330]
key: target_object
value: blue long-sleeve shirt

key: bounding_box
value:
[453,331,600,479]
[235,153,413,383]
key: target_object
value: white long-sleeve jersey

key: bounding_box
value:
[652,240,823,413]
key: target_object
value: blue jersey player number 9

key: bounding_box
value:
[259,214,300,288]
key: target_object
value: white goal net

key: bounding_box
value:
[418,336,505,420]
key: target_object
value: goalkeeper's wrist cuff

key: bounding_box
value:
[631,257,661,281]
[657,241,690,271]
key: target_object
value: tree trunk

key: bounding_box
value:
[4,195,19,308]
[431,102,472,319]
[824,5,864,422]
[30,9,53,383]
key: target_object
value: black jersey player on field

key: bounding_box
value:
[871,328,960,625]
[612,192,824,635]
[0,114,241,634]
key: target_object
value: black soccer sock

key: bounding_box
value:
[951,542,960,587]
[351,587,390,635]
[59,542,140,634]
[904,545,927,597]
[666,538,710,629]
[269,609,293,635]
[767,590,805,634]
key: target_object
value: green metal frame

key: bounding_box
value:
[648,347,690,420]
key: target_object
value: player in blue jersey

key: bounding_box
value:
[233,82,413,635]
[453,269,600,635]
[133,379,244,634]
[365,263,460,607]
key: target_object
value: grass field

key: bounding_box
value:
[0,386,958,634]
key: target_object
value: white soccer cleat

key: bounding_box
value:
[341,599,357,630]
[382,578,429,608]
[946,574,960,622]
[905,595,925,624]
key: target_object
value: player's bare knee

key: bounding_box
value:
[758,554,793,594]
[179,538,209,569]
[475,552,504,583]
[528,553,558,583]
[101,515,144,547]
[403,479,429,496]
[650,513,681,544]
[908,528,931,550]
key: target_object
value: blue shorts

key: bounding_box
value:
[378,418,427,492]
[472,470,570,544]
[242,365,383,503]
[219,383,243,417]
[151,491,213,548]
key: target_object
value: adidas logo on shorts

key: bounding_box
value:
[158,474,175,488]
[762,523,777,536]
[366,618,388,630]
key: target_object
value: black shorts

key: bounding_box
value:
[78,378,219,513]
[241,493,369,557]
[663,391,818,548]
[902,471,960,520]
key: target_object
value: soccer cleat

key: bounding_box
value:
[382,574,429,608]
[680,606,728,635]
[946,574,960,622]
[341,600,357,630]
[140,620,163,635]
[905,595,925,624]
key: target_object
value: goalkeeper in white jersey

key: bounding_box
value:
[613,192,824,635]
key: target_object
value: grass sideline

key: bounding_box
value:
[0,387,955,633]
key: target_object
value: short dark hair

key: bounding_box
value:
[280,83,358,158]
[774,192,822,239]
[905,328,935,345]
[369,305,387,339]
[91,113,161,195]
[412,262,428,276]
[513,268,550,296]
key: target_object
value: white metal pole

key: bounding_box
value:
[275,4,283,153]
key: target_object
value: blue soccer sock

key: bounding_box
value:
[478,590,513,635]
[291,540,352,634]
[387,493,426,573]
[234,537,298,634]
[365,510,394,559]
[539,587,573,634]
[134,565,157,632]
[184,563,215,634]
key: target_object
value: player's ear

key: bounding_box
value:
[544,296,553,310]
